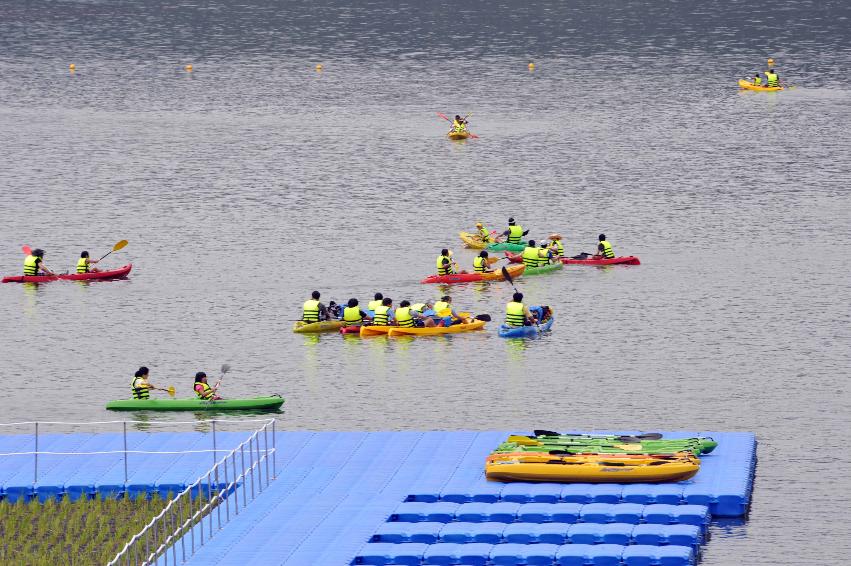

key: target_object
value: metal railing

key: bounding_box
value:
[107,418,277,566]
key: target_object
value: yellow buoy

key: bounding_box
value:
[69,63,76,71]
[528,62,535,71]
[184,64,193,72]
[315,64,323,71]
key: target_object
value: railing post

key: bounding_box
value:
[211,420,217,468]
[231,452,239,514]
[264,424,270,488]
[123,421,129,485]
[255,433,263,491]
[240,445,247,505]
[272,419,277,479]
[249,436,256,500]
[34,422,39,484]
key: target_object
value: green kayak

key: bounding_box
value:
[501,434,717,455]
[523,262,564,276]
[486,242,527,252]
[106,396,284,411]
[495,440,710,456]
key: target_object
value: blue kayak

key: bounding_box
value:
[498,315,555,338]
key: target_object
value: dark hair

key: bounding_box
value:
[441,295,451,302]
[347,298,358,307]
[508,217,515,224]
[81,251,89,258]
[195,372,207,382]
[382,297,392,306]
[138,366,149,376]
[528,240,536,247]
[374,292,383,300]
[33,249,44,257]
[513,292,523,302]
[441,248,449,256]
[479,251,488,257]
[400,300,410,307]
[598,234,606,241]
[311,290,320,299]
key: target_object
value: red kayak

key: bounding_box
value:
[560,256,640,266]
[340,326,361,334]
[2,264,133,283]
[420,264,525,284]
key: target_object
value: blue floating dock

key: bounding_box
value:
[0,430,755,564]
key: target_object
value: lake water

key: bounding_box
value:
[1,0,850,563]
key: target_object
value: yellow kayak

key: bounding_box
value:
[293,320,345,334]
[738,79,783,92]
[458,231,502,249]
[486,452,700,483]
[360,325,392,337]
[388,319,486,337]
[447,131,471,140]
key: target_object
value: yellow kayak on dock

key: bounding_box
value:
[738,79,783,92]
[486,452,700,483]
[388,319,486,337]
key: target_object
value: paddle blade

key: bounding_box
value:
[533,429,561,437]
[468,133,480,139]
[22,245,32,255]
[436,112,451,122]
[474,314,492,322]
[501,266,514,285]
[112,239,129,252]
[167,386,175,397]
[221,363,231,375]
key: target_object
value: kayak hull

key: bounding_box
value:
[738,79,783,92]
[486,453,700,483]
[498,315,555,338]
[106,396,284,411]
[2,264,133,283]
[388,319,486,337]
[421,264,525,284]
[561,256,641,266]
[360,325,392,336]
[447,131,471,140]
[293,320,345,333]
[340,326,362,334]
[523,262,564,276]
[458,231,499,249]
[487,242,527,252]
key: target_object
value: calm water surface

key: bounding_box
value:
[1,0,850,563]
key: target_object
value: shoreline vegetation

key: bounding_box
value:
[0,494,171,565]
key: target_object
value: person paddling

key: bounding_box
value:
[433,295,465,326]
[342,298,370,327]
[764,68,781,88]
[505,292,538,327]
[452,115,468,132]
[367,293,384,313]
[131,366,168,399]
[23,249,55,276]
[372,297,394,326]
[194,372,222,400]
[473,251,493,273]
[436,249,458,275]
[751,72,763,87]
[596,234,615,259]
[501,218,528,245]
[521,240,548,267]
[76,251,101,274]
[302,291,328,323]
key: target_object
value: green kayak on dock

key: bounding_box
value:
[106,396,284,411]
[500,433,717,455]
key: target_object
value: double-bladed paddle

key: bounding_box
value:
[97,239,129,262]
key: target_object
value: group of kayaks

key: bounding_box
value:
[294,312,490,338]
[486,431,716,483]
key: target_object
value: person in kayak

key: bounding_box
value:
[436,249,458,275]
[501,218,529,245]
[302,291,328,323]
[194,372,222,401]
[548,234,564,258]
[410,301,437,327]
[539,241,554,264]
[367,293,384,313]
[342,298,370,327]
[131,366,167,399]
[764,68,781,88]
[433,295,464,326]
[23,249,55,276]
[395,300,434,328]
[505,292,538,327]
[76,251,101,274]
[327,300,342,320]
[751,72,763,87]
[596,234,616,259]
[473,251,493,273]
[521,240,548,267]
[475,222,491,244]
[452,115,468,132]
[372,297,394,326]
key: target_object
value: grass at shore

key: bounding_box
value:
[0,495,169,566]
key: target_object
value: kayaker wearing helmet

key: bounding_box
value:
[752,73,763,86]
[342,298,370,327]
[372,297,394,326]
[475,222,498,244]
[131,366,167,399]
[436,249,458,276]
[194,372,222,400]
[23,248,55,276]
[501,218,529,245]
[302,291,328,323]
[367,293,384,313]
[76,251,101,274]
[596,234,615,259]
[521,240,548,267]
[505,292,537,327]
[473,250,493,273]
[764,68,781,88]
[452,115,467,132]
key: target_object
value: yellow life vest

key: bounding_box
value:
[434,301,450,313]
[551,240,564,256]
[599,240,615,259]
[753,76,763,86]
[436,255,454,275]
[195,382,214,400]
[473,256,487,273]
[303,299,321,323]
[507,225,524,244]
[373,305,391,325]
[367,299,382,312]
[765,71,779,87]
[23,255,40,276]
[522,246,542,268]
[131,377,150,400]
[343,306,363,326]
[76,257,89,274]
[395,307,414,327]
[506,302,526,327]
[478,227,491,242]
[411,303,427,313]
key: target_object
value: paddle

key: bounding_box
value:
[474,314,492,322]
[214,363,231,394]
[22,245,32,255]
[462,113,480,138]
[437,112,479,138]
[159,386,176,397]
[97,239,128,262]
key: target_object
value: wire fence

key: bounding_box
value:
[106,419,276,566]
